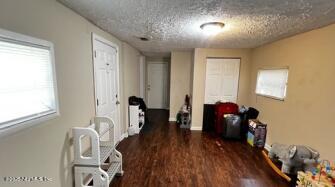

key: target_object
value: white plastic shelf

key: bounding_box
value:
[107,162,122,179]
[82,146,113,164]
[73,116,123,187]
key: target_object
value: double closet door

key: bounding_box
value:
[204,58,240,104]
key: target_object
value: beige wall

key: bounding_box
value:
[191,48,252,130]
[250,24,335,160]
[122,42,141,130]
[169,51,192,120]
[0,0,140,186]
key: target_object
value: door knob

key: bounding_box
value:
[116,100,120,105]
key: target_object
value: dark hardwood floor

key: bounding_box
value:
[111,109,289,187]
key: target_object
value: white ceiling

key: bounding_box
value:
[58,0,335,57]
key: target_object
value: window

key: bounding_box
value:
[255,68,289,100]
[0,29,59,135]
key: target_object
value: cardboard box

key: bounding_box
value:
[247,119,267,148]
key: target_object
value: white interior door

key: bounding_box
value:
[205,58,240,104]
[93,34,121,144]
[147,63,167,109]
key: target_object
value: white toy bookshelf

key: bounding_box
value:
[73,117,123,187]
[128,105,145,136]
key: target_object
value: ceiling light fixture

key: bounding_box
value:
[200,22,225,35]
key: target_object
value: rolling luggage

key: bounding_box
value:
[222,114,241,139]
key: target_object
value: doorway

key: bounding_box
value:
[92,33,121,144]
[147,63,168,109]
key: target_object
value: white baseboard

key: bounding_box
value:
[169,117,176,122]
[264,143,271,151]
[120,132,128,141]
[190,126,202,131]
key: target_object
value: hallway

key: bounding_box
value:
[111,110,289,187]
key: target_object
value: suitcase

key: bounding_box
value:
[222,114,241,139]
[214,102,238,134]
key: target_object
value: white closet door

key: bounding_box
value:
[205,58,240,104]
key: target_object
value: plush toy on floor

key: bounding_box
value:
[268,143,320,175]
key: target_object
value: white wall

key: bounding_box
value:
[0,0,140,186]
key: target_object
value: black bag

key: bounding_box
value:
[239,107,259,139]
[222,114,241,139]
[128,96,147,111]
[247,107,259,119]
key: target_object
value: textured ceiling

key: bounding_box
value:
[58,0,335,56]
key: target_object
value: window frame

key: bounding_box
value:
[255,67,289,101]
[0,28,60,137]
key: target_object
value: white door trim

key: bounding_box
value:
[139,56,146,99]
[92,33,122,143]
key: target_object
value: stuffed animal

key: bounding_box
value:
[268,143,320,175]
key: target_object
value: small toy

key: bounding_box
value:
[297,160,335,187]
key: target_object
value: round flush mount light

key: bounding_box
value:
[200,22,225,35]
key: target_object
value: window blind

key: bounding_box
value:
[255,68,289,100]
[0,39,57,128]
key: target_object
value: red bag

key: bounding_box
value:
[214,102,238,134]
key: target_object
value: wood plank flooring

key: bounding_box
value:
[111,109,290,187]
